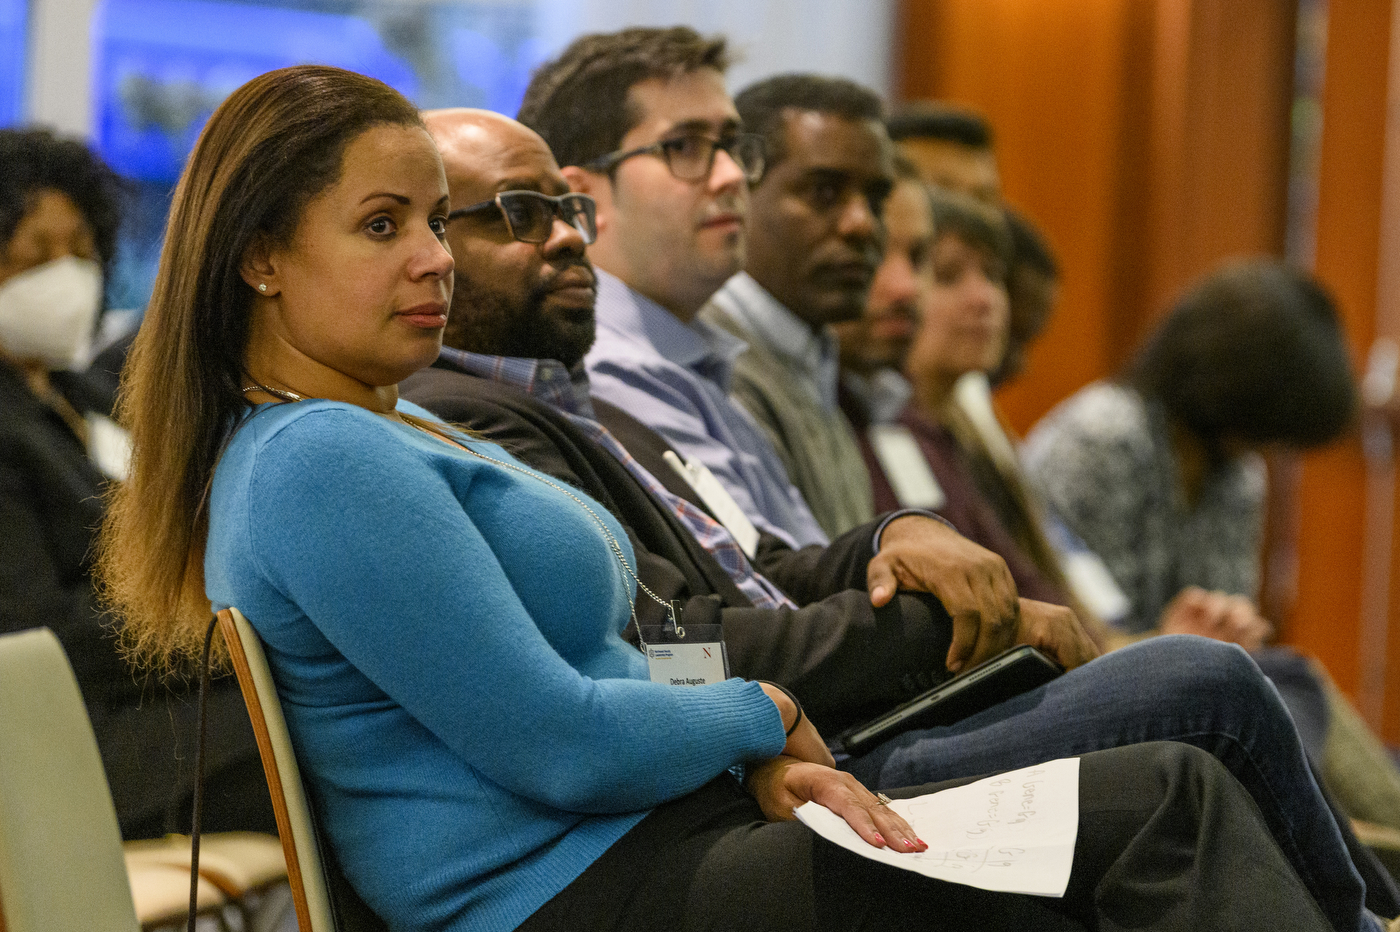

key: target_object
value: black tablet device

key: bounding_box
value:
[834,645,1064,757]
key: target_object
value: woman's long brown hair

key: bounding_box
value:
[96,65,423,671]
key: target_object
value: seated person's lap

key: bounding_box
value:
[521,742,1329,932]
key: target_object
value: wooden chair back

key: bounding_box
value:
[217,608,386,932]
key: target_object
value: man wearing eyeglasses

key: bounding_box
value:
[518,27,831,555]
[430,116,600,369]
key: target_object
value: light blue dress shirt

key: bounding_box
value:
[585,269,829,549]
[708,271,843,413]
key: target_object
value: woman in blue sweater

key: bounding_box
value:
[96,64,1360,931]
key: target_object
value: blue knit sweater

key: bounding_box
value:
[205,400,786,931]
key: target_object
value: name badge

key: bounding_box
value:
[639,608,729,687]
[868,424,945,510]
[1061,550,1131,624]
[662,451,761,558]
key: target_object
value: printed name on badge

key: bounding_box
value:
[644,640,728,687]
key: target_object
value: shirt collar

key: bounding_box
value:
[593,268,749,392]
[436,346,596,419]
[710,272,841,410]
[841,367,912,425]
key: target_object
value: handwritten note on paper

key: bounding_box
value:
[794,757,1080,896]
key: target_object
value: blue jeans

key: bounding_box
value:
[843,636,1367,932]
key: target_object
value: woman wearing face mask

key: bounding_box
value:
[0,129,112,419]
[0,127,274,840]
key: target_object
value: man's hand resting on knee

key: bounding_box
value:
[867,515,1100,673]
[1016,598,1099,670]
[868,514,1020,672]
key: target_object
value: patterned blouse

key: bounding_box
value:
[1023,382,1265,634]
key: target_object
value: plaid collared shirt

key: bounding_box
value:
[436,348,797,611]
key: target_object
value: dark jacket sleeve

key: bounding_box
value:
[0,399,146,710]
[402,368,956,732]
[747,521,886,606]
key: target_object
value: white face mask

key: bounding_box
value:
[0,255,104,370]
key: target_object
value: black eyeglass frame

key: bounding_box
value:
[447,190,598,245]
[583,132,766,185]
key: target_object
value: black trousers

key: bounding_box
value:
[519,741,1335,932]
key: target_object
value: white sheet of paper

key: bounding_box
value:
[795,757,1080,896]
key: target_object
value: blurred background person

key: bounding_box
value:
[885,101,999,204]
[1024,260,1400,841]
[885,104,1066,587]
[837,172,1075,610]
[0,126,272,839]
[1025,261,1353,647]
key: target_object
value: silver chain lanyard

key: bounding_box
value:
[407,420,684,637]
[240,386,684,636]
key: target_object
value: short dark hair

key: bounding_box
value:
[887,101,993,149]
[1006,206,1058,279]
[734,73,886,171]
[928,188,1011,280]
[518,26,730,169]
[0,127,123,270]
[1125,260,1357,449]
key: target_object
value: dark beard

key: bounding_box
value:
[444,269,596,369]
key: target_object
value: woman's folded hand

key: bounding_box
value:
[745,756,928,853]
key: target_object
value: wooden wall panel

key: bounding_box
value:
[897,0,1294,431]
[1298,0,1395,732]
[1141,1,1295,311]
[899,0,1133,431]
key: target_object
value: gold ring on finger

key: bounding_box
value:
[875,793,894,807]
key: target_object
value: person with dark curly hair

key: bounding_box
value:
[1,127,126,663]
[1026,260,1357,638]
[0,126,273,839]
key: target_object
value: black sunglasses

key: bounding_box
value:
[448,190,597,245]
